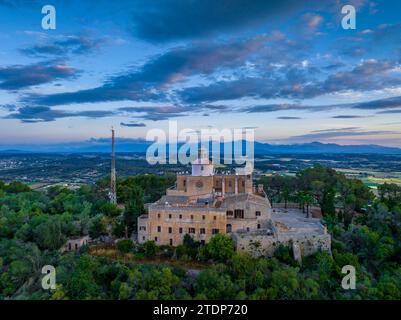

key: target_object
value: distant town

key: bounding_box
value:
[1,151,400,192]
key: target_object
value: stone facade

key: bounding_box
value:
[138,148,269,246]
[61,235,90,252]
[232,209,331,262]
[137,148,331,261]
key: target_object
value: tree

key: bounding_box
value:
[296,191,307,213]
[297,165,338,216]
[378,183,401,210]
[123,189,145,235]
[194,267,238,299]
[142,241,157,258]
[65,255,102,299]
[5,181,31,194]
[202,234,235,262]
[33,216,66,250]
[89,215,108,239]
[116,239,133,254]
[304,193,315,218]
[99,203,122,218]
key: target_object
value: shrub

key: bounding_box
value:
[116,239,133,254]
[142,241,158,258]
[202,234,235,263]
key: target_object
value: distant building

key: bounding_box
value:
[138,148,331,261]
[61,235,90,252]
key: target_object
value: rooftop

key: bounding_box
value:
[271,208,326,236]
[149,192,268,210]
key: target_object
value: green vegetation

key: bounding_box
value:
[1,167,401,300]
[259,165,374,225]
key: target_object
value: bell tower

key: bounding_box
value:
[191,147,214,176]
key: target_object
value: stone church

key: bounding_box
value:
[138,148,331,261]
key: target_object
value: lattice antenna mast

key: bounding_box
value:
[110,127,117,204]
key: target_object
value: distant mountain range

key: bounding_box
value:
[1,139,401,155]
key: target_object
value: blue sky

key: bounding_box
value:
[1,0,401,146]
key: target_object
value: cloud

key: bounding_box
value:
[25,36,272,106]
[311,127,360,133]
[0,0,37,7]
[118,105,191,121]
[245,104,310,113]
[0,104,17,111]
[130,0,305,42]
[320,60,400,93]
[4,106,114,122]
[179,59,401,104]
[288,127,398,141]
[116,103,229,121]
[20,35,106,57]
[120,122,146,127]
[300,13,324,33]
[0,61,79,90]
[331,115,366,119]
[350,95,401,110]
[234,95,401,116]
[340,46,366,57]
[376,109,401,114]
[179,77,279,103]
[277,116,302,120]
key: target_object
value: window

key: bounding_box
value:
[256,211,261,217]
[234,209,244,219]
[68,243,71,251]
[200,228,205,234]
[257,224,261,229]
[157,226,161,232]
[139,226,146,231]
[189,228,195,234]
[179,214,182,219]
[201,165,204,171]
[202,215,206,220]
[191,215,194,220]
[226,224,232,233]
[142,236,145,240]
[169,239,173,246]
[179,227,183,234]
[168,227,172,234]
[155,237,158,242]
[75,244,78,250]
[213,216,216,220]
[169,214,172,219]
[226,210,233,217]
[157,213,161,219]
[212,229,219,235]
[183,180,186,186]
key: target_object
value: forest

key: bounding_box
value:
[0,165,401,300]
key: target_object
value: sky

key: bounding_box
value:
[0,0,401,147]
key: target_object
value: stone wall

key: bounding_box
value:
[139,207,226,246]
[232,231,331,261]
